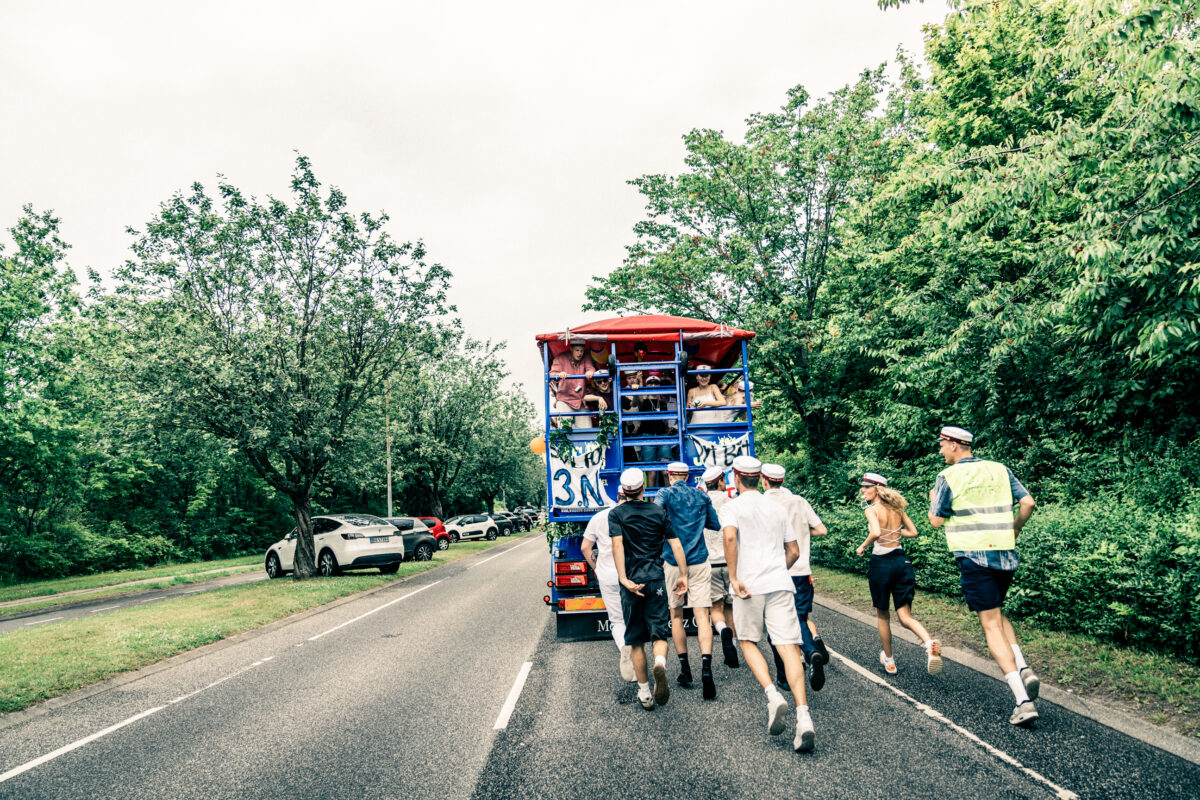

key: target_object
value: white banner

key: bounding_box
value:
[550,441,616,512]
[689,433,750,469]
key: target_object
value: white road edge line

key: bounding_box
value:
[0,706,165,784]
[828,648,1078,800]
[469,536,539,569]
[23,617,65,627]
[88,606,120,614]
[494,661,533,730]
[307,580,442,642]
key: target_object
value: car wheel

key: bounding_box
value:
[265,552,282,579]
[437,537,449,551]
[379,563,400,574]
[414,543,434,561]
[317,550,339,577]
[449,531,459,543]
[486,528,497,541]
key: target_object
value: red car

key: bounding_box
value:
[419,517,451,551]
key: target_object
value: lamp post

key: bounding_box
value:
[385,380,393,518]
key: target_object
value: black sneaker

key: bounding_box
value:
[701,670,716,700]
[721,628,739,668]
[808,651,826,691]
[677,668,693,688]
[813,636,829,663]
[776,675,790,692]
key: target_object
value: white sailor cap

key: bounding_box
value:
[701,465,725,483]
[667,461,690,475]
[620,468,645,491]
[860,472,888,487]
[939,426,974,445]
[762,463,786,481]
[731,455,762,476]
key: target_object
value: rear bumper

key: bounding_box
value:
[343,553,405,569]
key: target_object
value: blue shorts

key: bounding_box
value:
[868,550,915,612]
[956,557,1015,613]
[791,575,813,616]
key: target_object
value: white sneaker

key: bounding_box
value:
[619,645,635,682]
[637,686,654,710]
[1021,667,1040,700]
[879,650,897,675]
[794,711,815,752]
[926,640,943,675]
[767,692,788,736]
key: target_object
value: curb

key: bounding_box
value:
[813,592,1200,767]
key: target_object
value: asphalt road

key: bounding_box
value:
[1,536,1196,800]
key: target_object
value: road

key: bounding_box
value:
[1,534,1196,800]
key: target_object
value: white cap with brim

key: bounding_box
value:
[861,472,888,487]
[667,461,690,475]
[939,426,974,445]
[620,468,645,492]
[701,466,724,483]
[732,455,762,476]
[762,463,785,481]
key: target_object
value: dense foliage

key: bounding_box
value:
[587,0,1200,658]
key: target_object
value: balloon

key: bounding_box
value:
[529,437,546,455]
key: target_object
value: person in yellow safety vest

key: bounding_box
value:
[927,426,1041,728]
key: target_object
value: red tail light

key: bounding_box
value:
[554,573,588,588]
[543,595,551,605]
[341,533,364,540]
[554,561,587,575]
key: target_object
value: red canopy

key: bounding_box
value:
[536,314,754,368]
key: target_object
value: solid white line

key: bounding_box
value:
[468,537,539,569]
[307,580,442,642]
[493,661,533,730]
[23,617,65,627]
[0,706,165,784]
[828,648,1078,800]
[88,606,120,614]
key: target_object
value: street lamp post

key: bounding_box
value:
[385,381,393,518]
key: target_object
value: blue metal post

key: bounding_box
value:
[741,339,755,457]
[542,343,555,513]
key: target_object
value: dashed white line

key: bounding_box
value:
[468,537,539,569]
[88,606,120,614]
[493,661,533,730]
[307,580,442,642]
[23,617,64,627]
[828,648,1078,800]
[0,706,166,784]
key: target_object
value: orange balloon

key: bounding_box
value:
[529,436,546,455]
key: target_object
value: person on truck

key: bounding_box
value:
[610,468,688,711]
[549,340,596,425]
[655,461,721,700]
[701,465,739,668]
[581,496,633,682]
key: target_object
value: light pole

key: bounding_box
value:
[385,380,393,518]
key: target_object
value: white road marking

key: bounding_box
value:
[88,606,120,614]
[23,617,64,627]
[307,580,442,642]
[493,661,533,730]
[828,648,1078,800]
[0,706,165,784]
[468,536,539,569]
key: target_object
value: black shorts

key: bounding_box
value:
[792,575,814,617]
[957,557,1015,612]
[621,578,671,646]
[868,550,915,612]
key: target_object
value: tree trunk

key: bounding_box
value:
[291,499,317,579]
[430,494,444,518]
[484,493,495,514]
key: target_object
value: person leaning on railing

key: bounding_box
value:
[549,340,596,424]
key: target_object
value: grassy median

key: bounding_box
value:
[0,556,262,605]
[811,565,1200,738]
[0,534,532,714]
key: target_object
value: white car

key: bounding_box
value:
[264,514,405,578]
[444,514,499,542]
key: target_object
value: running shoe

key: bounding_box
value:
[721,628,740,668]
[767,692,788,736]
[926,640,943,675]
[813,635,829,663]
[1021,667,1041,700]
[879,650,897,675]
[619,645,635,682]
[652,662,670,706]
[677,667,693,688]
[794,710,815,753]
[808,651,826,691]
[638,686,655,710]
[1010,700,1039,728]
[702,669,716,701]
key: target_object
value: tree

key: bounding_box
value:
[114,156,451,578]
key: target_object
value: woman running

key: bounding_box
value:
[855,473,942,676]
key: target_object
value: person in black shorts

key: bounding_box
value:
[610,467,688,710]
[855,473,942,676]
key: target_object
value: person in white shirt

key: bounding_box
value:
[700,465,739,668]
[581,497,634,682]
[720,456,815,753]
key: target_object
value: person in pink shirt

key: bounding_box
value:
[549,341,597,423]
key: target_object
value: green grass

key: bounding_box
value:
[0,567,263,616]
[0,532,533,715]
[0,556,262,604]
[811,565,1200,738]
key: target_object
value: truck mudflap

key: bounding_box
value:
[554,597,699,642]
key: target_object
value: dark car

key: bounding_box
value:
[499,512,528,532]
[418,517,451,551]
[383,517,438,562]
[487,514,515,537]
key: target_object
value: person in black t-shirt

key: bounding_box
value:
[610,467,687,711]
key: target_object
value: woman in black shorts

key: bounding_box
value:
[855,473,942,676]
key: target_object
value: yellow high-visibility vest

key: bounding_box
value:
[939,459,1016,551]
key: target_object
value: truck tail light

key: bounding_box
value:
[554,561,587,575]
[543,595,552,605]
[554,573,588,588]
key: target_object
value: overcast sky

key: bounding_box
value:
[1,0,949,410]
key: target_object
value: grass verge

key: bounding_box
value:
[0,556,262,604]
[811,564,1200,738]
[0,533,534,715]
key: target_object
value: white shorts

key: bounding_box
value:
[709,566,731,604]
[664,562,712,609]
[732,590,803,644]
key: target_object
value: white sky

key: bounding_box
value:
[0,0,949,410]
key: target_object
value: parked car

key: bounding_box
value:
[417,517,450,551]
[383,517,438,562]
[264,514,404,578]
[444,514,498,542]
[501,512,528,532]
[488,514,515,537]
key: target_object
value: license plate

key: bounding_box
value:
[370,536,389,543]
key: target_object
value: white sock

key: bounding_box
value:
[765,684,782,699]
[654,655,666,669]
[880,651,894,664]
[638,681,650,693]
[1011,643,1029,672]
[797,705,809,717]
[715,621,727,633]
[1005,671,1031,705]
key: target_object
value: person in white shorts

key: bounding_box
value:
[581,496,634,682]
[720,455,815,753]
[701,465,739,668]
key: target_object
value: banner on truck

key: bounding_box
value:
[550,440,616,512]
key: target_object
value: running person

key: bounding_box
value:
[854,473,942,676]
[721,456,816,752]
[610,468,688,710]
[701,465,739,668]
[581,497,634,682]
[928,426,1040,727]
